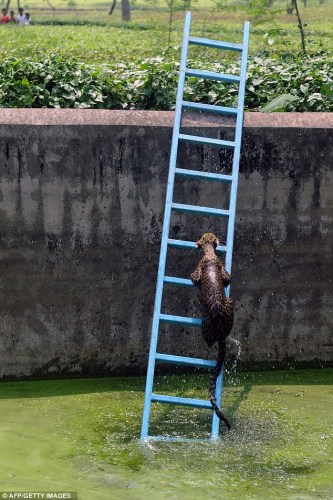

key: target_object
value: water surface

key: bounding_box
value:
[0,369,332,499]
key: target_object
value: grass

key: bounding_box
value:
[0,369,332,499]
[0,24,164,63]
[0,0,332,64]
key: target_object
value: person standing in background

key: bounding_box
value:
[0,8,10,23]
[9,10,16,23]
[16,7,26,25]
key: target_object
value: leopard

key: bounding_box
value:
[191,232,234,429]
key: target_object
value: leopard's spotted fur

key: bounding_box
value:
[191,232,233,429]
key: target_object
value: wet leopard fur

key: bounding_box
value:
[191,232,233,429]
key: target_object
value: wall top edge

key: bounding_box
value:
[0,109,332,128]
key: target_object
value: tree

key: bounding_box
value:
[165,0,192,45]
[45,0,56,10]
[293,0,306,52]
[109,0,116,15]
[121,0,131,21]
[6,0,24,10]
[167,0,174,45]
[5,0,21,10]
[109,0,131,21]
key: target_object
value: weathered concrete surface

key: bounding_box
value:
[0,111,332,378]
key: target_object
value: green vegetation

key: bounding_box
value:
[0,51,332,110]
[0,370,332,498]
[0,0,332,110]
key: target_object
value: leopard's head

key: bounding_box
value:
[196,232,219,249]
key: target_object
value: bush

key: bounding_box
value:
[245,52,333,111]
[0,51,332,111]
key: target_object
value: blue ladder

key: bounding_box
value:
[141,12,250,441]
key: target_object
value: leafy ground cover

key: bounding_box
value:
[0,51,332,110]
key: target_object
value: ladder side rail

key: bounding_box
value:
[212,22,250,439]
[211,366,224,438]
[225,21,250,277]
[140,11,192,440]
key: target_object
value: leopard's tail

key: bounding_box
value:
[209,342,231,430]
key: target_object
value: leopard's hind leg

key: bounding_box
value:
[202,315,216,348]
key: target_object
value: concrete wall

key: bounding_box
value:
[0,110,332,378]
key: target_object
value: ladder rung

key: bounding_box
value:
[189,36,243,52]
[151,394,213,409]
[164,276,194,287]
[167,238,227,253]
[175,167,233,183]
[164,275,229,289]
[186,68,240,84]
[182,100,238,116]
[171,202,230,218]
[178,134,235,149]
[168,238,197,250]
[145,436,211,443]
[155,353,216,368]
[160,313,202,327]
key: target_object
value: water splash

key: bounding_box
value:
[227,336,242,373]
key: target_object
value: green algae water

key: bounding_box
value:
[0,370,332,499]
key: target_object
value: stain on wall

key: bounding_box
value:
[0,113,332,378]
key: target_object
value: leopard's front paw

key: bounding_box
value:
[190,272,199,286]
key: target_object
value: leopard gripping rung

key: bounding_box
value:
[171,203,230,218]
[189,36,243,52]
[178,134,235,149]
[160,313,202,327]
[155,353,216,368]
[175,167,233,183]
[151,394,213,409]
[167,238,227,253]
[182,100,238,116]
[186,68,240,84]
[164,275,229,289]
